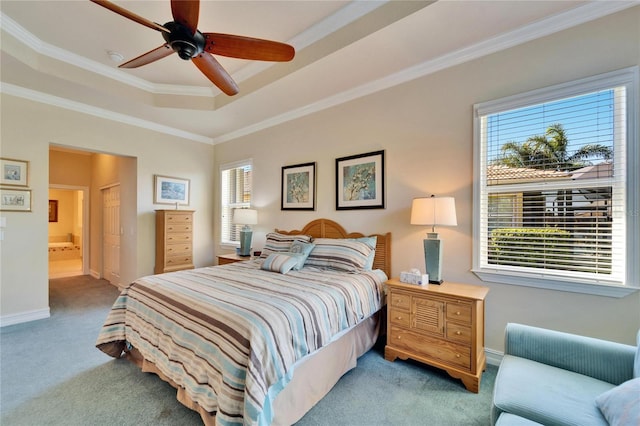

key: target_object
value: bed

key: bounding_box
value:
[96,219,391,426]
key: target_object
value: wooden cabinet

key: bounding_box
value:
[154,210,194,274]
[217,253,248,265]
[384,278,489,393]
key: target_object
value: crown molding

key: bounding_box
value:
[211,1,637,144]
[0,82,213,144]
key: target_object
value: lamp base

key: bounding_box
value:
[423,235,444,285]
[239,229,253,257]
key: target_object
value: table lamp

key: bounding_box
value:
[410,195,457,284]
[232,208,257,257]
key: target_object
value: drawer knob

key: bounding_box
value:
[455,331,462,335]
[456,354,461,358]
[397,336,402,340]
[455,311,461,315]
[396,316,402,320]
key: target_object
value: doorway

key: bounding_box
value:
[48,186,89,279]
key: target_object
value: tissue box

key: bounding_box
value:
[400,271,429,285]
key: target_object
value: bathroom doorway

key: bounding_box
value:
[48,186,89,279]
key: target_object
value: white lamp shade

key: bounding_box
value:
[232,208,258,225]
[410,196,457,226]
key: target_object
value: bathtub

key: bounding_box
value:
[48,240,81,261]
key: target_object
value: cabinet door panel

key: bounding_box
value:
[412,298,443,335]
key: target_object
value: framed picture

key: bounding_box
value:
[336,150,385,210]
[0,158,29,187]
[0,188,32,212]
[154,175,190,206]
[49,200,58,222]
[281,162,316,210]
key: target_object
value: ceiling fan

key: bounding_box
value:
[90,0,295,96]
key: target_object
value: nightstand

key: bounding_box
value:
[217,253,251,265]
[384,278,489,392]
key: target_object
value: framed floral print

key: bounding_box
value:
[281,162,316,210]
[336,150,385,210]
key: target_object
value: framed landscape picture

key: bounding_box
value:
[0,158,29,187]
[281,162,316,210]
[0,188,32,212]
[336,150,385,210]
[154,175,190,206]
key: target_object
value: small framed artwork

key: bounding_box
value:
[0,158,29,187]
[154,175,190,206]
[0,188,32,212]
[336,150,385,210]
[282,162,316,210]
[49,200,58,222]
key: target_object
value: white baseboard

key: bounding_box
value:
[89,269,101,279]
[485,348,504,366]
[0,308,50,327]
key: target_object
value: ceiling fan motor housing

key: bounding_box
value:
[162,21,205,60]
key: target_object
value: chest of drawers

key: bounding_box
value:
[154,210,195,274]
[384,278,489,392]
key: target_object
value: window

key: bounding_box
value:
[220,160,252,246]
[473,67,638,296]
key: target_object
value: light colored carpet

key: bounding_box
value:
[0,275,496,425]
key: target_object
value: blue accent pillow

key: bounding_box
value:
[595,378,640,426]
[261,253,299,274]
[288,241,315,270]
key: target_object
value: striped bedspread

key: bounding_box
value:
[96,261,386,426]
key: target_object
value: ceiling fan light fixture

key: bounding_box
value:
[171,40,198,60]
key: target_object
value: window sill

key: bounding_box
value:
[472,269,639,298]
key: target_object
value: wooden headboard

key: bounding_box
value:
[276,218,392,278]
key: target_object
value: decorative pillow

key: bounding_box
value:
[355,236,377,270]
[304,238,374,273]
[260,253,299,274]
[260,232,313,258]
[288,241,315,270]
[595,378,640,426]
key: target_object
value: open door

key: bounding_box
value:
[102,184,121,286]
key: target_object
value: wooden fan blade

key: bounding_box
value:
[192,53,239,96]
[90,0,169,33]
[119,45,174,69]
[171,0,199,34]
[203,33,295,62]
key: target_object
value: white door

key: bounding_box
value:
[102,185,121,286]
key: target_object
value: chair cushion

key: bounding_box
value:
[494,355,613,426]
[595,377,640,426]
[495,413,544,426]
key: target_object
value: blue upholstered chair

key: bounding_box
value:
[492,323,640,426]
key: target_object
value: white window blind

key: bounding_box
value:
[473,68,638,294]
[220,160,252,245]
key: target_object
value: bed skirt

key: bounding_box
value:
[123,312,381,426]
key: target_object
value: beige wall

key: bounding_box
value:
[214,8,640,352]
[0,96,215,324]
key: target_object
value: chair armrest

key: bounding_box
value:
[504,323,636,385]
